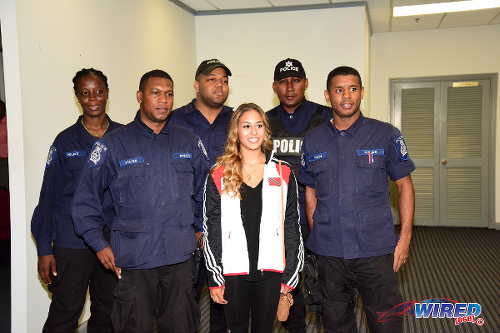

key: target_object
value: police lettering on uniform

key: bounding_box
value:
[267,58,330,333]
[72,70,209,333]
[31,68,122,332]
[299,66,416,333]
[169,59,233,333]
[272,137,303,155]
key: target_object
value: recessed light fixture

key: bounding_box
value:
[393,0,500,17]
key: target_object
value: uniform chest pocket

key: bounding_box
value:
[173,160,194,197]
[354,155,387,192]
[65,156,86,172]
[310,160,334,199]
[63,156,87,194]
[116,164,147,204]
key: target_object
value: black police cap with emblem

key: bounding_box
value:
[195,59,232,78]
[274,58,306,81]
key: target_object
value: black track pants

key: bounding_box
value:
[224,274,282,333]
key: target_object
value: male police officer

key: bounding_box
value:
[72,70,209,333]
[267,58,330,333]
[300,66,415,333]
[170,59,232,163]
[169,59,232,333]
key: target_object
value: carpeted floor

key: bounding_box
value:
[197,226,500,333]
[51,226,500,333]
[393,227,499,333]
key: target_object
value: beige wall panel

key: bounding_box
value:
[195,6,370,112]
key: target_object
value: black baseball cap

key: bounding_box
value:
[274,58,306,81]
[195,59,232,78]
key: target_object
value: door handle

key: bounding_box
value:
[441,159,448,165]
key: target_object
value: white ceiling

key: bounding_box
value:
[171,0,500,33]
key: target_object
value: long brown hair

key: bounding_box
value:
[213,103,272,198]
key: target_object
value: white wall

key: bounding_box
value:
[195,6,370,111]
[370,24,500,226]
[0,52,5,101]
[3,0,196,331]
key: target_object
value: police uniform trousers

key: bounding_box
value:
[111,258,199,333]
[42,247,116,333]
[318,254,402,333]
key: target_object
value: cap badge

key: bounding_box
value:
[280,61,299,73]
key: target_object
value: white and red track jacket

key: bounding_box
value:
[203,155,304,290]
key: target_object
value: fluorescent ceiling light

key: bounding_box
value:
[393,0,500,17]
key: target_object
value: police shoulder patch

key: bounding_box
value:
[46,145,57,167]
[88,141,108,167]
[394,136,409,161]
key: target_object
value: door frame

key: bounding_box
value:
[1,1,29,332]
[390,74,497,229]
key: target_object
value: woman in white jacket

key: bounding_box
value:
[203,103,304,333]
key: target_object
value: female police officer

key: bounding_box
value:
[31,68,122,332]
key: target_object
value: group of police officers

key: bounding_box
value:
[32,58,415,333]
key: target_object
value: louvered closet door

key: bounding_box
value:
[394,82,440,226]
[393,79,491,227]
[440,80,490,227]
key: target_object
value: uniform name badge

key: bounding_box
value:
[356,149,385,164]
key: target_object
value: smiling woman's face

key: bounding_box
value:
[237,109,266,153]
[76,74,108,117]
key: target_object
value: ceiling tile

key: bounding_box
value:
[329,0,361,3]
[391,13,444,31]
[178,0,217,11]
[208,0,272,10]
[394,0,454,5]
[440,8,500,28]
[367,0,392,33]
[490,11,500,24]
[269,0,329,6]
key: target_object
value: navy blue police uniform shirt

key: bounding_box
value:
[299,114,415,259]
[169,99,232,164]
[267,100,331,225]
[31,116,122,256]
[72,113,210,269]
